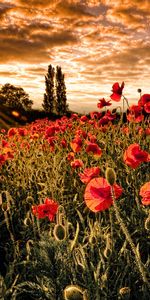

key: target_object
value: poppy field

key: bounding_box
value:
[0,83,150,300]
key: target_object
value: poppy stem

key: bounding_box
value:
[111,186,150,288]
[123,97,125,113]
[122,95,130,108]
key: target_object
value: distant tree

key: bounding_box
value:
[42,64,69,116]
[55,66,68,115]
[0,83,33,111]
[42,65,55,114]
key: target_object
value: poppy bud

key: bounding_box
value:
[26,196,34,205]
[137,89,142,93]
[24,211,32,226]
[144,215,150,231]
[1,202,8,212]
[26,239,33,257]
[53,224,66,241]
[119,287,131,299]
[105,167,116,186]
[89,235,97,245]
[64,285,87,300]
[24,217,32,226]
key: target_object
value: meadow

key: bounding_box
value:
[0,84,150,300]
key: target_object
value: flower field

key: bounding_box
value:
[0,83,150,299]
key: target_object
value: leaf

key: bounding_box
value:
[70,222,79,252]
[75,209,85,230]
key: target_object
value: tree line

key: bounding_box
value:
[0,64,68,116]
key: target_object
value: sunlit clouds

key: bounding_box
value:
[0,0,150,113]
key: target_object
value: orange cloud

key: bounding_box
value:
[103,0,150,31]
[16,0,58,8]
[0,2,15,19]
[0,0,150,113]
[54,1,95,18]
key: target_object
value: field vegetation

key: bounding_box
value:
[0,82,150,299]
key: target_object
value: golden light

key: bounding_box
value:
[11,111,20,118]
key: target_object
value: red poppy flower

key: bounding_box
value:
[32,198,59,221]
[84,177,123,212]
[90,111,102,119]
[127,105,144,123]
[70,136,83,153]
[87,133,97,143]
[60,115,68,122]
[3,148,14,159]
[80,115,88,122]
[1,140,9,148]
[30,133,39,140]
[7,128,18,137]
[98,116,109,126]
[75,129,87,139]
[122,126,129,135]
[1,129,6,133]
[138,94,150,107]
[60,125,67,133]
[0,154,7,166]
[110,82,124,102]
[138,94,150,113]
[145,128,150,135]
[68,123,73,129]
[97,98,112,109]
[144,102,150,113]
[70,113,78,120]
[18,128,28,136]
[137,127,143,135]
[98,110,116,126]
[61,138,67,148]
[86,142,102,158]
[105,110,116,121]
[70,159,84,169]
[67,152,75,161]
[140,182,150,206]
[88,120,95,125]
[79,167,101,184]
[45,126,55,138]
[123,143,149,169]
[47,136,57,147]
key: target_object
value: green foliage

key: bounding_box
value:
[0,83,33,111]
[42,65,55,114]
[42,64,69,116]
[55,66,68,115]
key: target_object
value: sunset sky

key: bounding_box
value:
[0,0,150,113]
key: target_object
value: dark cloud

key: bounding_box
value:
[0,1,15,19]
[30,31,78,46]
[17,0,57,8]
[54,1,95,18]
[105,0,150,30]
[0,21,78,63]
[27,20,53,32]
[0,37,50,63]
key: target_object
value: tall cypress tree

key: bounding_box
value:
[55,66,68,115]
[42,65,55,114]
